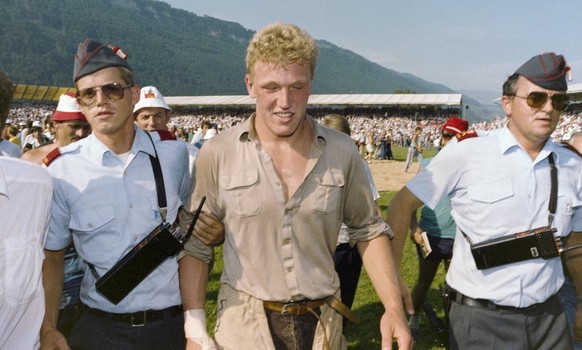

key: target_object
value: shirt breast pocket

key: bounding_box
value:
[467,182,514,214]
[70,205,115,234]
[311,169,345,215]
[219,170,261,217]
[1,235,44,307]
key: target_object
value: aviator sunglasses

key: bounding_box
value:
[76,83,134,106]
[511,91,570,112]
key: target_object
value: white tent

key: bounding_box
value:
[165,93,463,107]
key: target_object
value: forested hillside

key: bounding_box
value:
[1,0,496,120]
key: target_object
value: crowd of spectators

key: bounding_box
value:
[5,101,582,156]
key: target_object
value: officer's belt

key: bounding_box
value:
[81,303,182,327]
[450,290,553,312]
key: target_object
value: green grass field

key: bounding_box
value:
[382,145,438,161]
[204,151,446,349]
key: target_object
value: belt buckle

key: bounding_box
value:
[280,302,295,315]
[131,311,147,327]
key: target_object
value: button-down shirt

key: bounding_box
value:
[0,157,52,350]
[45,128,190,313]
[408,127,582,307]
[184,115,391,302]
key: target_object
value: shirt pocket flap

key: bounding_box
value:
[314,169,345,188]
[70,205,115,232]
[219,170,258,190]
[468,183,513,203]
[218,170,260,217]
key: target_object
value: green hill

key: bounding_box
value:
[0,0,498,121]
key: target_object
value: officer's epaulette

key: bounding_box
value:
[156,130,177,141]
[559,141,582,158]
[43,148,62,167]
[42,143,80,166]
[455,129,478,142]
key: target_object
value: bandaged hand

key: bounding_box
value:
[186,337,217,350]
[185,309,217,350]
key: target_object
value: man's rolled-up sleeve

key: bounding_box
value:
[342,146,393,244]
[45,178,72,251]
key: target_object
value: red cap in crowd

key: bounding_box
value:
[443,116,469,135]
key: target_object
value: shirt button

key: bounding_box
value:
[287,268,292,272]
[284,239,291,245]
[124,171,128,176]
[129,204,133,208]
[133,236,138,242]
[87,223,93,229]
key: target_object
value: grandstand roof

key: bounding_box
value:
[568,83,582,101]
[13,84,76,101]
[165,94,463,107]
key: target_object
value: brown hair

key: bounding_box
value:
[322,114,351,136]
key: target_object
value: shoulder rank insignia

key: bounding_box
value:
[156,129,177,141]
[43,148,62,167]
[455,129,478,142]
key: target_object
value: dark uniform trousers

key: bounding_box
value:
[449,294,572,350]
[68,306,185,350]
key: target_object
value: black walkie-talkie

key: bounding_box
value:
[96,197,206,304]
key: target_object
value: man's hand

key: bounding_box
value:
[380,309,413,350]
[40,327,70,350]
[183,309,215,350]
[410,227,423,245]
[193,212,225,246]
[186,336,217,350]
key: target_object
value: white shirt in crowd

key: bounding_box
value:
[0,157,52,350]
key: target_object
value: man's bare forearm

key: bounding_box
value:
[385,187,424,265]
[357,235,402,308]
[563,231,582,292]
[178,255,209,310]
[42,249,66,331]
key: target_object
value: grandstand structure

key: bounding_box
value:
[12,85,466,118]
[167,93,466,117]
[13,84,76,101]
[165,93,463,107]
[569,83,582,101]
[12,82,582,116]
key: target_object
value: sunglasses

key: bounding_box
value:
[441,132,455,139]
[76,83,134,106]
[511,91,570,112]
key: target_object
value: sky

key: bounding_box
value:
[162,0,582,97]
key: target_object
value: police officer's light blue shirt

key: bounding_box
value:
[45,127,191,313]
[407,127,582,307]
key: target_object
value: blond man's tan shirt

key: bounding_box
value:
[182,115,392,302]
